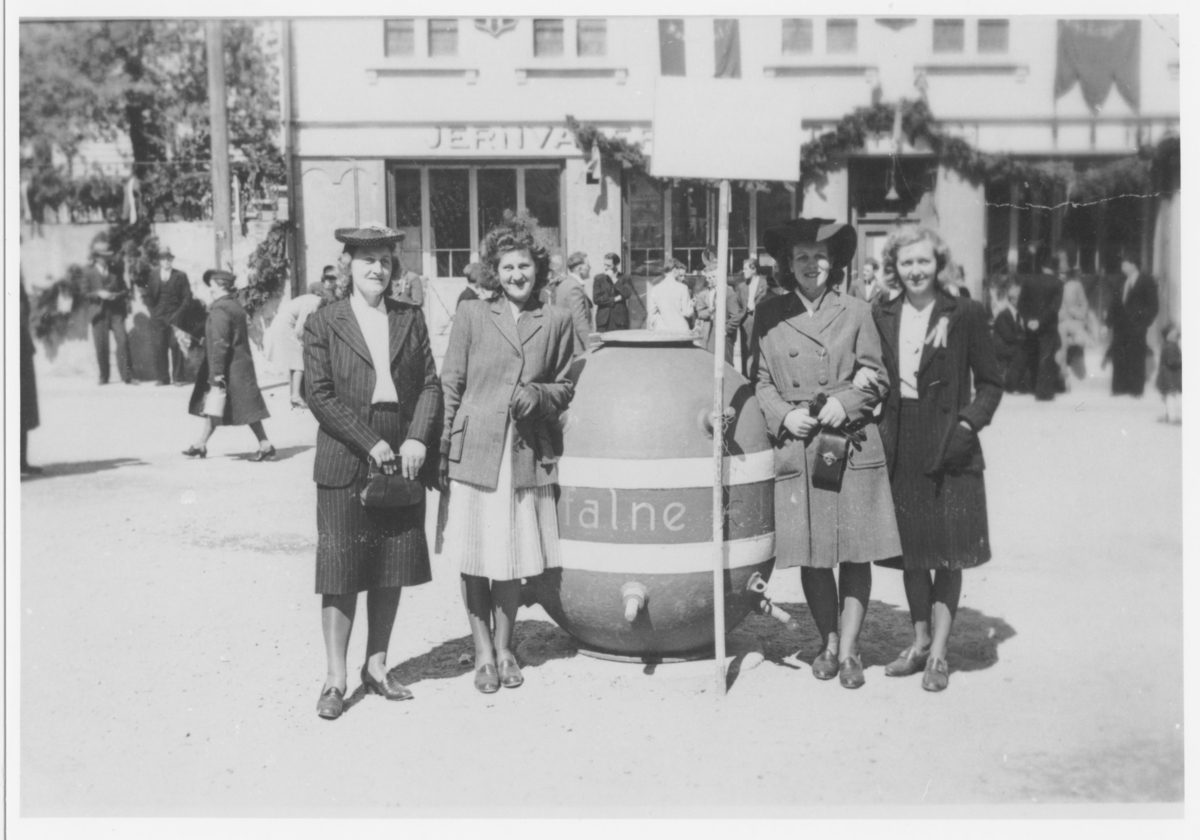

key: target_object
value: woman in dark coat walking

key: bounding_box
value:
[753,218,901,690]
[183,270,274,459]
[304,223,442,719]
[859,226,1003,692]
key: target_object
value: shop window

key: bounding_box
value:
[672,181,712,271]
[429,169,470,277]
[534,19,564,57]
[978,19,1009,53]
[524,168,561,250]
[826,19,857,54]
[391,168,423,271]
[429,19,458,57]
[933,19,965,53]
[629,173,665,275]
[477,169,518,243]
[756,184,793,260]
[578,19,607,57]
[659,19,686,76]
[781,19,813,55]
[728,187,751,274]
[384,19,414,57]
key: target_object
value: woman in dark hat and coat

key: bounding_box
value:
[303,223,442,720]
[438,214,575,695]
[857,225,1003,691]
[183,270,275,459]
[753,218,901,689]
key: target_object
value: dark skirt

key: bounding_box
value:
[877,401,991,571]
[21,348,39,432]
[315,404,432,594]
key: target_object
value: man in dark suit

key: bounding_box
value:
[738,258,770,377]
[1016,259,1063,401]
[81,242,132,385]
[543,252,594,354]
[1107,253,1159,396]
[991,282,1026,393]
[592,252,637,332]
[138,247,193,385]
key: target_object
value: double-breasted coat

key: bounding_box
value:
[188,295,270,425]
[303,297,442,488]
[440,297,575,491]
[753,288,902,568]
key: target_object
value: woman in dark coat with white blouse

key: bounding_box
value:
[184,270,274,460]
[303,224,442,719]
[859,225,1003,692]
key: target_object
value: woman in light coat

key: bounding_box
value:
[753,218,901,689]
[438,215,576,694]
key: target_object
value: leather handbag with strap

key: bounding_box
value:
[359,462,425,508]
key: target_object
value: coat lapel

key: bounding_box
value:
[916,292,960,378]
[386,300,416,361]
[329,300,372,366]
[876,294,901,365]
[518,300,545,345]
[782,289,845,343]
[489,298,522,352]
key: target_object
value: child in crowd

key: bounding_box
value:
[1156,323,1182,424]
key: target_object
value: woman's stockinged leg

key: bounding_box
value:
[321,593,357,691]
[491,579,522,661]
[364,586,402,680]
[837,563,871,660]
[800,567,839,653]
[461,575,496,666]
[196,416,218,448]
[929,569,963,660]
[902,569,934,652]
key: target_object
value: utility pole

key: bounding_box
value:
[206,20,234,271]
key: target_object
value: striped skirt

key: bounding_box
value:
[314,405,432,594]
[443,422,561,581]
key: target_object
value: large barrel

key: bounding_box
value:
[534,330,776,659]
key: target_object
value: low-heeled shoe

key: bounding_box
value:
[361,664,414,701]
[474,664,500,694]
[884,646,931,677]
[182,445,207,459]
[922,657,950,692]
[498,658,524,689]
[811,648,839,680]
[251,445,276,462]
[316,685,345,720]
[838,655,865,689]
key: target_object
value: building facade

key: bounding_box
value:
[287,16,1179,351]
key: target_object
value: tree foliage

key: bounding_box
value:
[19,19,284,222]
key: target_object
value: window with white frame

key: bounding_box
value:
[933,19,965,53]
[578,19,607,56]
[826,19,857,54]
[978,19,1010,53]
[428,19,458,57]
[534,19,564,57]
[384,19,414,57]
[782,19,813,55]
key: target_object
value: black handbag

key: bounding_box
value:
[811,429,850,491]
[359,462,425,508]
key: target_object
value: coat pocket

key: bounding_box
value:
[448,414,469,463]
[772,435,807,481]
[847,424,887,470]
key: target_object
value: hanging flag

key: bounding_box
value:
[1054,20,1141,113]
[713,19,741,79]
[659,19,686,77]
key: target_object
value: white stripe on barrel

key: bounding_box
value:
[557,450,773,489]
[557,533,775,574]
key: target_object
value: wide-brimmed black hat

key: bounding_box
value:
[203,269,236,286]
[762,218,857,268]
[334,222,405,248]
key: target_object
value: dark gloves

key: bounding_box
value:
[942,422,977,470]
[438,453,450,493]
[510,385,542,421]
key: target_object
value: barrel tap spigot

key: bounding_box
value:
[620,582,648,622]
[746,572,796,628]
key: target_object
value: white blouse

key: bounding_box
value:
[350,291,400,404]
[898,299,935,399]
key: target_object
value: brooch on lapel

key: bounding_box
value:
[925,316,949,349]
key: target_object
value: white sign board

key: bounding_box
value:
[649,77,802,182]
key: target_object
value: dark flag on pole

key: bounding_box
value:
[713,19,741,79]
[1054,20,1141,113]
[659,19,686,76]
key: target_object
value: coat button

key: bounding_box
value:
[817,348,827,357]
[792,380,800,388]
[789,348,799,357]
[818,375,829,385]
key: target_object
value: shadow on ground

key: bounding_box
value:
[228,445,312,463]
[20,458,146,481]
[340,619,578,715]
[735,601,1016,673]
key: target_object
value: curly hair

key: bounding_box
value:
[478,212,551,296]
[880,225,952,290]
[333,242,404,300]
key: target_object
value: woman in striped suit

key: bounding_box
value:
[859,226,1003,692]
[438,214,575,694]
[303,224,442,720]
